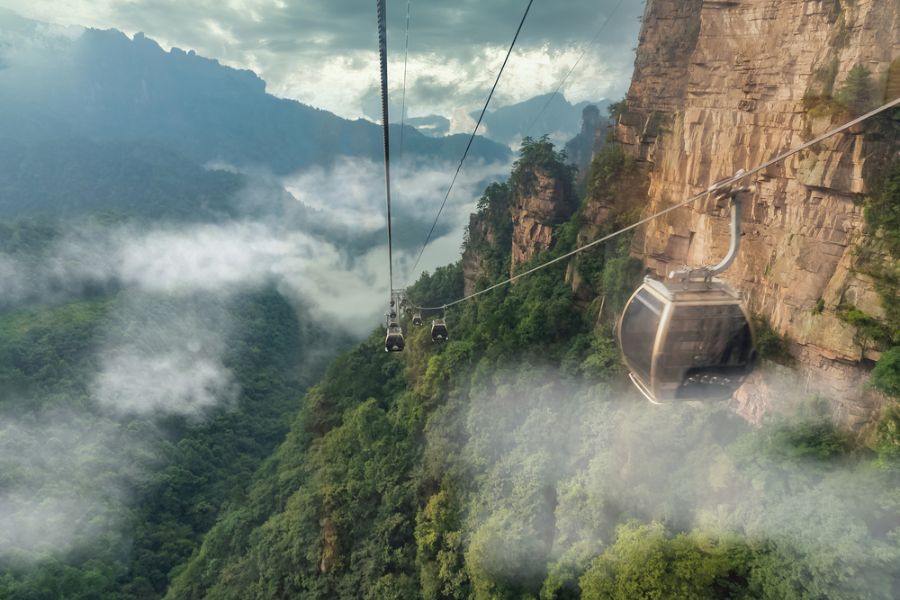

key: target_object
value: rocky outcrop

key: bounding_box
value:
[511,168,578,269]
[591,0,898,425]
[463,157,577,294]
[462,211,500,297]
[565,105,607,185]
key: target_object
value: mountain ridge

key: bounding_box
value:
[0,14,511,175]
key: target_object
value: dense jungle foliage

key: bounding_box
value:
[0,219,344,599]
[161,139,900,599]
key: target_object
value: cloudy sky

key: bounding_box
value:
[0,0,645,119]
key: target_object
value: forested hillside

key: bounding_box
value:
[165,139,900,599]
[0,138,244,220]
[0,217,346,599]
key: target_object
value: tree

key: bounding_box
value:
[835,65,875,117]
[579,523,751,600]
[871,347,900,397]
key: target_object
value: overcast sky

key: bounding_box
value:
[0,0,645,120]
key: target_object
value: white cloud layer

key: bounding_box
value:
[0,149,508,561]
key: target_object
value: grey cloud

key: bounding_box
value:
[0,1,643,118]
[407,74,473,107]
[107,0,641,56]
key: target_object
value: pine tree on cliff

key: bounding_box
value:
[836,64,875,117]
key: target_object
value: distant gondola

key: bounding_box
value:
[385,321,405,352]
[412,311,423,327]
[431,318,449,342]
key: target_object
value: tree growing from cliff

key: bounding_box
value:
[836,65,875,117]
[871,347,900,397]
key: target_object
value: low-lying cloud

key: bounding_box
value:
[93,294,238,418]
[0,413,150,562]
[449,366,899,595]
[0,153,509,563]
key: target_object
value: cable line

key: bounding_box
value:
[406,0,536,284]
[376,0,395,299]
[523,0,626,138]
[398,0,412,155]
[412,96,900,311]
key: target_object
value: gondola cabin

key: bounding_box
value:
[618,277,755,403]
[431,318,449,342]
[385,321,405,352]
[412,312,423,327]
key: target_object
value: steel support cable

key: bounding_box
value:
[377,0,395,300]
[412,96,900,311]
[522,0,626,139]
[398,0,412,155]
[406,0,536,284]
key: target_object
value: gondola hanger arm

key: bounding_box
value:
[669,177,752,284]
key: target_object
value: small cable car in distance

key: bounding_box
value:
[431,318,449,342]
[412,311,423,327]
[618,180,756,403]
[385,290,406,352]
[385,320,405,352]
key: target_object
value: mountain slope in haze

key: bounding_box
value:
[0,10,510,175]
[0,137,245,221]
[474,93,610,146]
[403,93,608,148]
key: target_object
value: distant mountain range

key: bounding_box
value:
[0,9,609,251]
[0,10,510,176]
[474,93,610,147]
[403,95,609,148]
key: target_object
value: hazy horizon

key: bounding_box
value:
[0,1,644,121]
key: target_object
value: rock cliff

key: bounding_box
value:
[461,182,515,296]
[511,168,578,269]
[462,210,499,297]
[587,0,899,425]
[462,143,578,296]
[564,104,608,186]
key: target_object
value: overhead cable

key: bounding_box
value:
[398,0,412,155]
[406,0,536,284]
[376,0,395,298]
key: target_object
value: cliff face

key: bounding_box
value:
[589,0,899,425]
[565,104,607,186]
[462,211,498,297]
[462,157,577,295]
[511,168,578,269]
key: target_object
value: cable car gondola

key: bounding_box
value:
[618,182,756,403]
[412,311,423,327]
[431,318,449,342]
[385,320,405,352]
[618,278,755,402]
